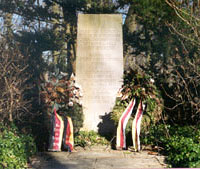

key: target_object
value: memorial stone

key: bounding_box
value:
[76,14,123,131]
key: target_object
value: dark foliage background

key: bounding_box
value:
[0,0,200,167]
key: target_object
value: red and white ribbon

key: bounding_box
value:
[116,99,136,149]
[132,101,146,151]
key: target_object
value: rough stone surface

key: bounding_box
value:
[30,146,167,169]
[76,14,123,131]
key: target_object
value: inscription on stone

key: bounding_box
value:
[76,14,123,131]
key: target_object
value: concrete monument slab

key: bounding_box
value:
[76,14,123,131]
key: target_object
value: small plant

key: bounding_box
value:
[74,131,109,147]
[0,123,36,169]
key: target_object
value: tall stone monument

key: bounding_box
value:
[76,14,123,131]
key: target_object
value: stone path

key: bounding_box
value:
[30,146,167,169]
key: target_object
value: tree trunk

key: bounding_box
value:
[123,5,138,71]
[63,6,77,76]
[52,2,63,65]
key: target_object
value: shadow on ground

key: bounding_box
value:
[32,151,95,169]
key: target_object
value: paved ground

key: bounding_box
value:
[30,146,167,169]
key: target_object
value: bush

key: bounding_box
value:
[0,123,36,169]
[141,124,200,168]
[0,37,31,123]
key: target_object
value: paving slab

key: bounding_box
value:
[30,146,167,169]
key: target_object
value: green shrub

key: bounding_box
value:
[141,124,200,168]
[74,131,109,147]
[166,135,200,168]
[0,123,36,169]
